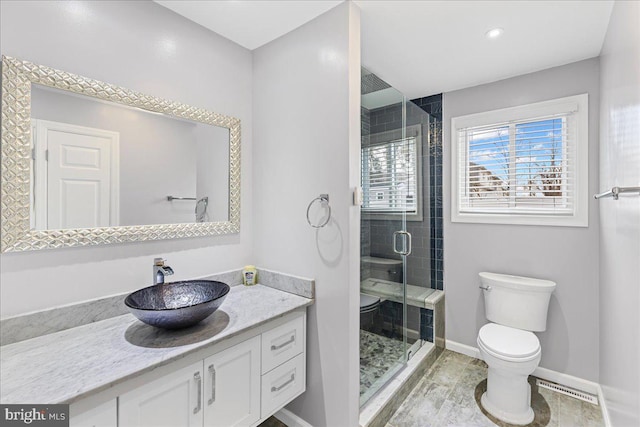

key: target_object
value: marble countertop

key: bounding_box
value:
[0,285,313,405]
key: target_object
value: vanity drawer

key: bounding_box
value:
[261,314,304,373]
[260,353,305,419]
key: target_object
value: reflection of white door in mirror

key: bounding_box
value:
[31,119,120,230]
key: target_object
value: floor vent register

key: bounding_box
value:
[536,379,599,405]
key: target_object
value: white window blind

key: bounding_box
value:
[451,94,588,227]
[460,115,573,213]
[361,137,418,214]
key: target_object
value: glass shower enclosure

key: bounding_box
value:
[359,67,431,406]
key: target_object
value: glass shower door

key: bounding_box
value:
[360,68,431,407]
[359,67,410,406]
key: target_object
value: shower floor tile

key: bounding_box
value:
[360,330,406,396]
[386,350,604,427]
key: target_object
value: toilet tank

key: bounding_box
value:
[362,256,403,282]
[480,272,556,332]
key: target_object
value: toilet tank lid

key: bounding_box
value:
[479,272,556,292]
[361,256,403,267]
[478,323,540,358]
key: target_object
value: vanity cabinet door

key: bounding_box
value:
[70,398,117,427]
[119,361,204,427]
[203,335,261,427]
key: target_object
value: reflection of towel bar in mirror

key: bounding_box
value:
[167,196,197,201]
[166,196,209,222]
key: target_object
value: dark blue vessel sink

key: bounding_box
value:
[125,280,230,329]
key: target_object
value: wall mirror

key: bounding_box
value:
[1,56,240,252]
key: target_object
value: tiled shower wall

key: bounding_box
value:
[360,94,443,291]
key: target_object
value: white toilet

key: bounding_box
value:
[360,293,381,314]
[477,272,556,425]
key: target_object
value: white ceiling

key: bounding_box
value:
[156,0,614,98]
[356,0,614,98]
[154,1,342,50]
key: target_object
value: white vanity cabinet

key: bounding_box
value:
[71,310,306,427]
[70,398,117,427]
[119,336,261,427]
[119,362,204,427]
[203,335,261,427]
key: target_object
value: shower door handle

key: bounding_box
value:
[393,231,412,256]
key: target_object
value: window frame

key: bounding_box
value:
[451,94,589,227]
[361,124,424,222]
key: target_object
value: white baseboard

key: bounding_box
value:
[445,339,599,395]
[274,408,313,427]
[445,339,480,359]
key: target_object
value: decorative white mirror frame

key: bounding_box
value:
[1,56,240,252]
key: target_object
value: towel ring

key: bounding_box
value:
[306,194,331,228]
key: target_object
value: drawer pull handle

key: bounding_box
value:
[194,372,202,414]
[271,374,295,392]
[208,364,216,405]
[271,335,295,351]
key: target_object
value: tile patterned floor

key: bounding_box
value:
[360,330,406,396]
[386,350,604,427]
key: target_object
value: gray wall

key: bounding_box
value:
[253,3,361,425]
[443,58,601,381]
[598,1,640,425]
[0,1,253,316]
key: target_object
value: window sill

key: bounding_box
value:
[451,211,587,227]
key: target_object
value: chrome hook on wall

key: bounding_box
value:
[306,194,331,228]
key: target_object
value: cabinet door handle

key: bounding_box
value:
[271,374,295,392]
[271,335,295,351]
[207,364,216,405]
[193,372,202,414]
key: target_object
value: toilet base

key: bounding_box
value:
[481,391,534,425]
[477,333,540,426]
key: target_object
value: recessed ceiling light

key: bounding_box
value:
[485,28,504,39]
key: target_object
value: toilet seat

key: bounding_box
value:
[478,323,540,361]
[360,293,381,314]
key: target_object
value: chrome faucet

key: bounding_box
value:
[153,258,174,285]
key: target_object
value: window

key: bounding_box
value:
[451,94,588,226]
[361,126,422,220]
